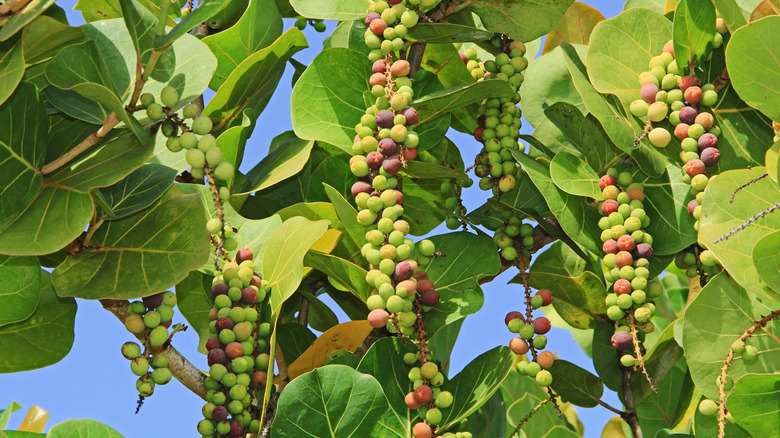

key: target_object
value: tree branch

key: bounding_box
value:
[100,299,207,400]
[620,367,643,438]
[41,114,121,175]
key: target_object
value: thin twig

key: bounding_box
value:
[629,311,655,392]
[729,173,767,203]
[204,165,226,271]
[82,217,105,247]
[41,114,121,175]
[714,203,780,243]
[510,397,550,437]
[717,310,780,438]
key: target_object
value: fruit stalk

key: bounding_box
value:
[40,113,121,175]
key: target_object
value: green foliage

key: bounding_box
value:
[1,0,778,436]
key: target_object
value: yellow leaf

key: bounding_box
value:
[18,406,48,433]
[302,228,342,277]
[543,1,606,54]
[601,416,628,438]
[286,321,373,379]
[664,0,677,15]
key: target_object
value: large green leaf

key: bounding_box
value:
[214,108,255,189]
[175,270,214,353]
[753,230,780,291]
[439,346,516,430]
[304,251,370,302]
[22,16,85,65]
[0,0,57,42]
[276,321,317,364]
[0,37,25,106]
[202,0,283,89]
[323,183,366,250]
[682,273,779,401]
[699,167,780,299]
[521,45,585,128]
[408,22,493,43]
[471,0,574,42]
[513,150,603,253]
[272,364,389,437]
[525,241,606,329]
[711,0,754,32]
[0,256,41,327]
[47,419,124,438]
[51,185,210,299]
[45,18,215,129]
[548,360,604,408]
[549,152,603,200]
[236,137,314,194]
[630,323,686,403]
[322,20,370,55]
[0,82,47,230]
[412,80,515,127]
[177,184,282,273]
[502,372,573,437]
[560,42,668,178]
[0,272,76,373]
[694,393,751,437]
[634,361,694,437]
[95,163,176,220]
[422,232,501,336]
[357,337,418,438]
[464,391,508,438]
[725,16,780,123]
[673,0,716,76]
[727,373,780,436]
[205,28,307,132]
[118,0,158,69]
[289,0,370,21]
[0,127,153,256]
[291,47,369,151]
[591,321,622,392]
[587,7,673,107]
[265,216,329,315]
[543,2,605,53]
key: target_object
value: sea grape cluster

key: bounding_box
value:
[197,249,271,437]
[122,291,179,398]
[596,171,659,367]
[509,289,556,387]
[141,86,234,198]
[440,178,473,230]
[630,39,725,275]
[470,41,528,195]
[493,215,535,262]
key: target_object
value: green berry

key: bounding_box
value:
[131,357,149,376]
[140,93,155,107]
[182,103,199,119]
[206,218,222,235]
[698,398,718,416]
[535,370,553,387]
[214,161,234,181]
[620,354,636,367]
[731,340,745,355]
[151,367,172,385]
[192,116,213,135]
[743,345,759,362]
[160,85,179,108]
[146,103,164,120]
[149,326,169,346]
[121,341,142,359]
[186,149,206,169]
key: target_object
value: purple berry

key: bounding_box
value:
[679,106,697,125]
[364,12,380,26]
[697,133,718,151]
[375,110,394,128]
[383,155,402,175]
[700,147,720,167]
[611,331,632,350]
[378,138,397,156]
[401,107,418,125]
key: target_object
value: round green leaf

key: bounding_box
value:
[52,185,210,299]
[0,272,76,373]
[587,7,672,106]
[672,0,716,76]
[0,37,25,106]
[471,0,574,42]
[727,373,780,436]
[549,152,603,200]
[272,364,389,437]
[291,48,371,150]
[726,16,780,122]
[548,359,604,408]
[48,419,124,438]
[699,167,780,299]
[0,256,41,327]
[289,0,370,21]
[753,230,780,292]
[682,273,779,401]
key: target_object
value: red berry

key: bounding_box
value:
[697,133,718,151]
[236,248,253,264]
[366,151,384,169]
[679,106,697,125]
[250,371,268,389]
[402,107,418,125]
[687,199,699,217]
[205,337,224,351]
[212,283,229,298]
[405,391,422,409]
[414,385,433,404]
[413,422,432,438]
[684,86,703,105]
[536,289,553,306]
[640,83,659,103]
[603,239,619,254]
[601,199,619,216]
[611,331,632,350]
[351,181,373,197]
[627,187,645,202]
[207,348,227,366]
[420,290,439,307]
[474,127,484,142]
[241,287,258,305]
[505,311,525,326]
[599,175,617,190]
[635,243,653,259]
[617,235,636,252]
[372,59,386,73]
[364,12,380,26]
[375,110,394,128]
[216,317,234,331]
[613,279,632,295]
[615,251,634,268]
[533,317,551,334]
[369,72,386,86]
[674,123,690,140]
[394,261,414,282]
[509,337,529,355]
[368,309,390,328]
[700,147,720,167]
[225,342,243,359]
[378,138,397,156]
[402,147,417,161]
[684,159,706,177]
[679,76,697,92]
[369,19,387,36]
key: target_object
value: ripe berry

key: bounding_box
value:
[401,107,418,125]
[378,138,397,155]
[509,337,529,355]
[250,371,268,389]
[414,385,433,404]
[533,317,551,334]
[368,309,390,328]
[505,311,525,325]
[611,331,632,350]
[700,147,720,167]
[684,86,703,104]
[412,422,432,438]
[404,391,422,409]
[613,279,632,295]
[599,175,616,190]
[679,106,697,125]
[536,351,555,369]
[635,243,653,259]
[205,337,224,351]
[684,159,706,177]
[601,199,619,215]
[420,290,439,307]
[640,83,659,103]
[697,133,718,151]
[617,235,636,252]
[615,251,633,268]
[536,289,553,306]
[236,248,253,264]
[679,76,697,92]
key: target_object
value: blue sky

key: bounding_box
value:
[1,1,629,436]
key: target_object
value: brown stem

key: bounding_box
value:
[82,217,105,247]
[0,0,31,14]
[274,340,290,392]
[717,309,780,438]
[629,311,655,391]
[621,367,644,438]
[407,43,426,77]
[712,67,730,92]
[204,165,226,271]
[101,299,207,399]
[41,114,121,175]
[510,397,549,437]
[298,296,310,327]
